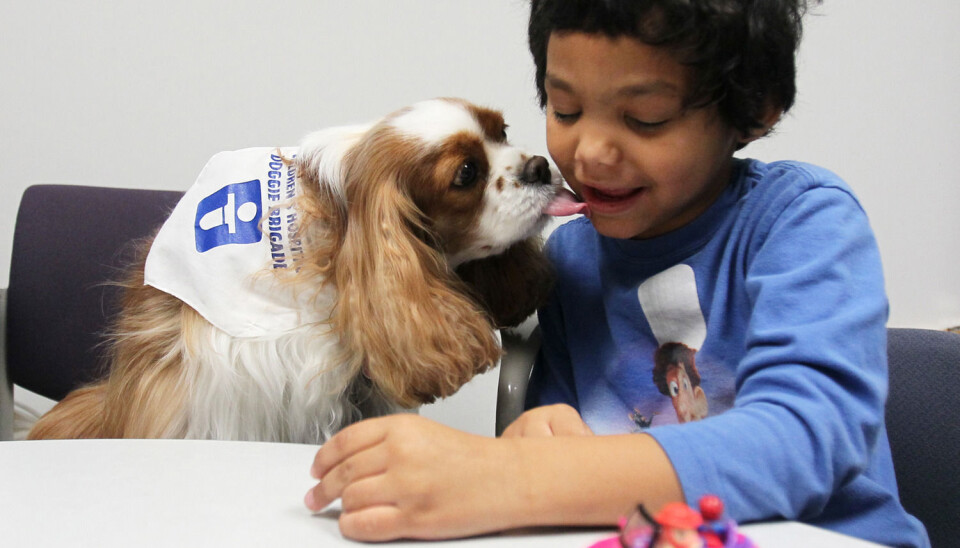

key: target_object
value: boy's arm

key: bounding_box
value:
[305,413,682,542]
[648,177,889,523]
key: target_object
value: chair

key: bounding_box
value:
[1,184,184,439]
[885,327,960,548]
[496,325,960,546]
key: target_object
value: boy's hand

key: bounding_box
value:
[501,403,594,438]
[304,414,523,541]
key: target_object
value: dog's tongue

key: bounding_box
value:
[546,188,589,217]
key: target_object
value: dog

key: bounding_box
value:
[29,98,582,443]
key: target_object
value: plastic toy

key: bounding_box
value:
[587,495,756,548]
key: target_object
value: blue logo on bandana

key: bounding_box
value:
[195,180,263,252]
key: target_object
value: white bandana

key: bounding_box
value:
[144,147,326,338]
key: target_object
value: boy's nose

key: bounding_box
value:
[574,132,622,174]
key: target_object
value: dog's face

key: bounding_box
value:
[298,97,561,267]
[295,98,563,407]
[382,98,560,265]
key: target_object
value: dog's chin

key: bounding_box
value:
[528,211,552,239]
[448,214,551,268]
[511,212,551,245]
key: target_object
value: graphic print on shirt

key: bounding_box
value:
[637,264,709,424]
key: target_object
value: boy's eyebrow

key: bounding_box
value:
[544,73,575,93]
[544,72,680,98]
[616,81,681,98]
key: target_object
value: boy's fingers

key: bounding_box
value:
[501,412,554,438]
[311,445,389,508]
[339,505,406,542]
[550,415,594,437]
[311,419,389,479]
[304,483,328,512]
[305,451,391,512]
[504,420,550,438]
[501,404,593,438]
[339,473,397,513]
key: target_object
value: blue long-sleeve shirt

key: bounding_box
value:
[525,158,928,547]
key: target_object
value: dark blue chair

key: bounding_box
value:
[885,327,960,548]
[2,185,183,435]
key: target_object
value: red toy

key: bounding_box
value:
[587,495,756,548]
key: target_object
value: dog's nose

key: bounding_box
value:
[520,156,552,185]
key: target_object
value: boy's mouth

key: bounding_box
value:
[581,184,645,214]
[586,185,643,201]
[544,184,645,217]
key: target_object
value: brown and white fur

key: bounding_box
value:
[29,98,560,443]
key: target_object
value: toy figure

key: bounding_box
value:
[587,495,755,548]
[649,502,704,548]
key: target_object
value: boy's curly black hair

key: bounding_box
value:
[528,0,819,137]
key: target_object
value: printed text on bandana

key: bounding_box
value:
[193,153,305,271]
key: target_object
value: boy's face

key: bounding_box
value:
[544,32,741,240]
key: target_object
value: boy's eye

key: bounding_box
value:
[551,109,581,123]
[625,115,668,131]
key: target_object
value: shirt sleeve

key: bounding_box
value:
[648,169,889,523]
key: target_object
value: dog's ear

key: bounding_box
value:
[294,123,375,278]
[329,166,502,408]
[297,124,374,195]
[455,237,554,328]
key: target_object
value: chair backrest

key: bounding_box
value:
[885,327,960,548]
[5,184,183,401]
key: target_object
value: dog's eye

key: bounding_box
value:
[453,161,479,188]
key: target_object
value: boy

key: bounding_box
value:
[304,1,929,546]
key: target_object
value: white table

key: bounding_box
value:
[0,439,882,547]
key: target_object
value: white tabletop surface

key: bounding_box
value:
[0,439,883,547]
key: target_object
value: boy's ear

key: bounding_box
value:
[739,104,784,145]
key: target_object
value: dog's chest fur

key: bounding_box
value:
[180,317,399,443]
